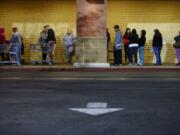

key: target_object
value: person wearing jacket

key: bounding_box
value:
[174,31,180,66]
[0,28,6,62]
[152,29,163,66]
[10,27,22,66]
[63,29,75,64]
[129,29,139,66]
[46,25,56,65]
[123,28,131,64]
[138,30,146,66]
[39,26,48,64]
[114,25,122,66]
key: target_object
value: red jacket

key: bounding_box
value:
[0,34,5,44]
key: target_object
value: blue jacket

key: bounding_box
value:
[115,31,122,50]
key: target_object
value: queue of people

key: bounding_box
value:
[0,25,180,66]
[110,25,180,66]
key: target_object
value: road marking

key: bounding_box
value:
[69,102,124,116]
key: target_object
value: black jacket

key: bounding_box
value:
[153,36,163,47]
[138,36,146,47]
[129,34,139,44]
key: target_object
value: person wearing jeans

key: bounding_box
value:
[114,25,122,66]
[123,28,131,64]
[10,27,22,66]
[129,29,139,66]
[152,29,163,66]
[138,30,146,65]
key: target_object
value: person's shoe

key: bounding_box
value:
[128,63,133,66]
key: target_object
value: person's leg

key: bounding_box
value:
[0,53,5,61]
[124,46,128,62]
[129,47,133,64]
[139,46,144,65]
[119,49,122,65]
[114,49,117,65]
[134,47,138,64]
[13,46,20,65]
[153,47,158,65]
[116,50,120,65]
[176,48,180,64]
[157,47,161,65]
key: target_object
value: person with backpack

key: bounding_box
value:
[152,29,163,66]
[138,30,146,66]
[129,29,139,66]
[114,25,122,66]
[174,31,180,66]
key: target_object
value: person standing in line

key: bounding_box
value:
[106,28,111,62]
[138,30,146,66]
[46,25,56,65]
[123,28,131,64]
[113,25,122,66]
[0,27,6,62]
[174,31,180,66]
[10,27,22,66]
[39,26,48,64]
[129,29,139,66]
[152,29,163,66]
[63,29,75,64]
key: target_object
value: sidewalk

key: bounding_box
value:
[0,65,180,72]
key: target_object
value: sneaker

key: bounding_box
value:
[128,63,133,66]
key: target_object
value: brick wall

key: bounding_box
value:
[0,0,180,64]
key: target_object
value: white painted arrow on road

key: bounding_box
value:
[69,102,124,116]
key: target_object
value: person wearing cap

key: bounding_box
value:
[113,25,122,66]
[10,27,22,66]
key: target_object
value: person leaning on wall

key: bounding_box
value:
[173,31,180,66]
[113,25,123,66]
[152,29,163,66]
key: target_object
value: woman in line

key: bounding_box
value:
[123,28,131,64]
[152,29,163,66]
[129,29,139,66]
[10,27,22,66]
[63,29,75,64]
[138,30,146,66]
[39,26,48,64]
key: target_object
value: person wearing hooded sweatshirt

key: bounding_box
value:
[138,30,146,66]
[129,29,139,66]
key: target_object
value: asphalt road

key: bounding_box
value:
[0,72,180,135]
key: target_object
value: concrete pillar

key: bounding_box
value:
[74,0,110,67]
